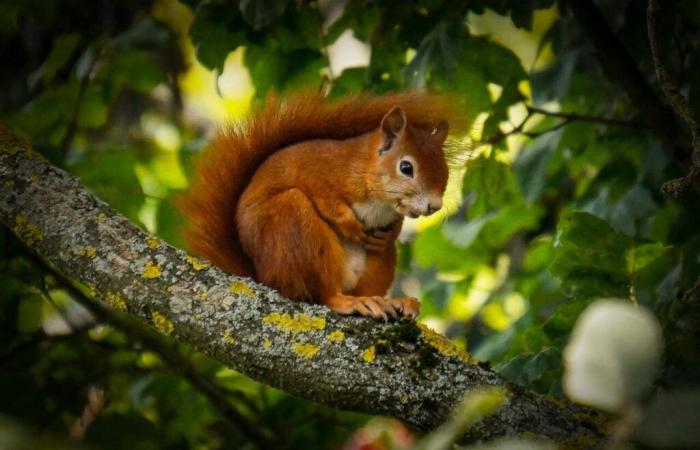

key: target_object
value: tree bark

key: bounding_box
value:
[0,123,608,448]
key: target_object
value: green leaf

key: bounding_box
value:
[17,294,44,333]
[325,1,381,42]
[69,149,144,223]
[550,212,633,298]
[413,224,489,272]
[404,21,462,88]
[443,212,496,249]
[189,2,249,71]
[239,0,289,29]
[76,85,108,128]
[85,413,162,450]
[609,185,657,238]
[626,242,671,274]
[107,50,165,93]
[245,46,325,100]
[514,130,562,202]
[330,68,367,97]
[33,33,80,85]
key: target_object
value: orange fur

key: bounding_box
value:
[179,91,463,319]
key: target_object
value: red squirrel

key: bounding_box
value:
[180,92,460,320]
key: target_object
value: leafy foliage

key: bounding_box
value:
[2,0,700,449]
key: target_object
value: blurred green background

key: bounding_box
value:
[1,0,700,449]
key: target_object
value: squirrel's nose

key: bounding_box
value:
[426,200,442,215]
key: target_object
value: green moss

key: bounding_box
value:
[384,322,421,344]
[417,344,440,368]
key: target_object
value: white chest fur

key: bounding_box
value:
[352,200,398,229]
[340,200,398,293]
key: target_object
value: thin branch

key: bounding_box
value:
[58,50,97,156]
[647,0,700,196]
[526,106,641,128]
[475,103,643,149]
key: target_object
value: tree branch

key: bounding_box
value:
[526,106,641,128]
[0,123,608,448]
[647,0,700,196]
[566,0,692,163]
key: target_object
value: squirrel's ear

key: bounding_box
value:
[430,121,449,143]
[379,106,406,154]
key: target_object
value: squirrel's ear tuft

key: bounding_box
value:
[379,106,406,154]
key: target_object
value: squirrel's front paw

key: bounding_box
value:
[361,229,392,252]
[385,297,420,319]
[336,217,368,244]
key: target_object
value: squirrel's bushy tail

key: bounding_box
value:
[179,91,463,276]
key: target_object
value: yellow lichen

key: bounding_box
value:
[97,212,107,223]
[228,280,255,298]
[327,330,345,342]
[13,215,43,246]
[79,247,97,258]
[105,291,127,311]
[146,236,161,249]
[30,174,39,182]
[186,255,209,271]
[418,323,476,364]
[362,345,376,363]
[263,312,326,333]
[292,343,320,359]
[152,311,174,336]
[262,340,272,348]
[199,291,209,301]
[223,329,236,344]
[142,261,162,279]
[4,180,15,189]
[86,283,98,298]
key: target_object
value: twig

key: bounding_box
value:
[526,106,641,128]
[476,105,638,148]
[58,51,97,156]
[681,276,700,303]
[647,0,700,196]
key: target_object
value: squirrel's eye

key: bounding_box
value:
[399,160,414,177]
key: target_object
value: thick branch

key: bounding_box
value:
[0,123,608,448]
